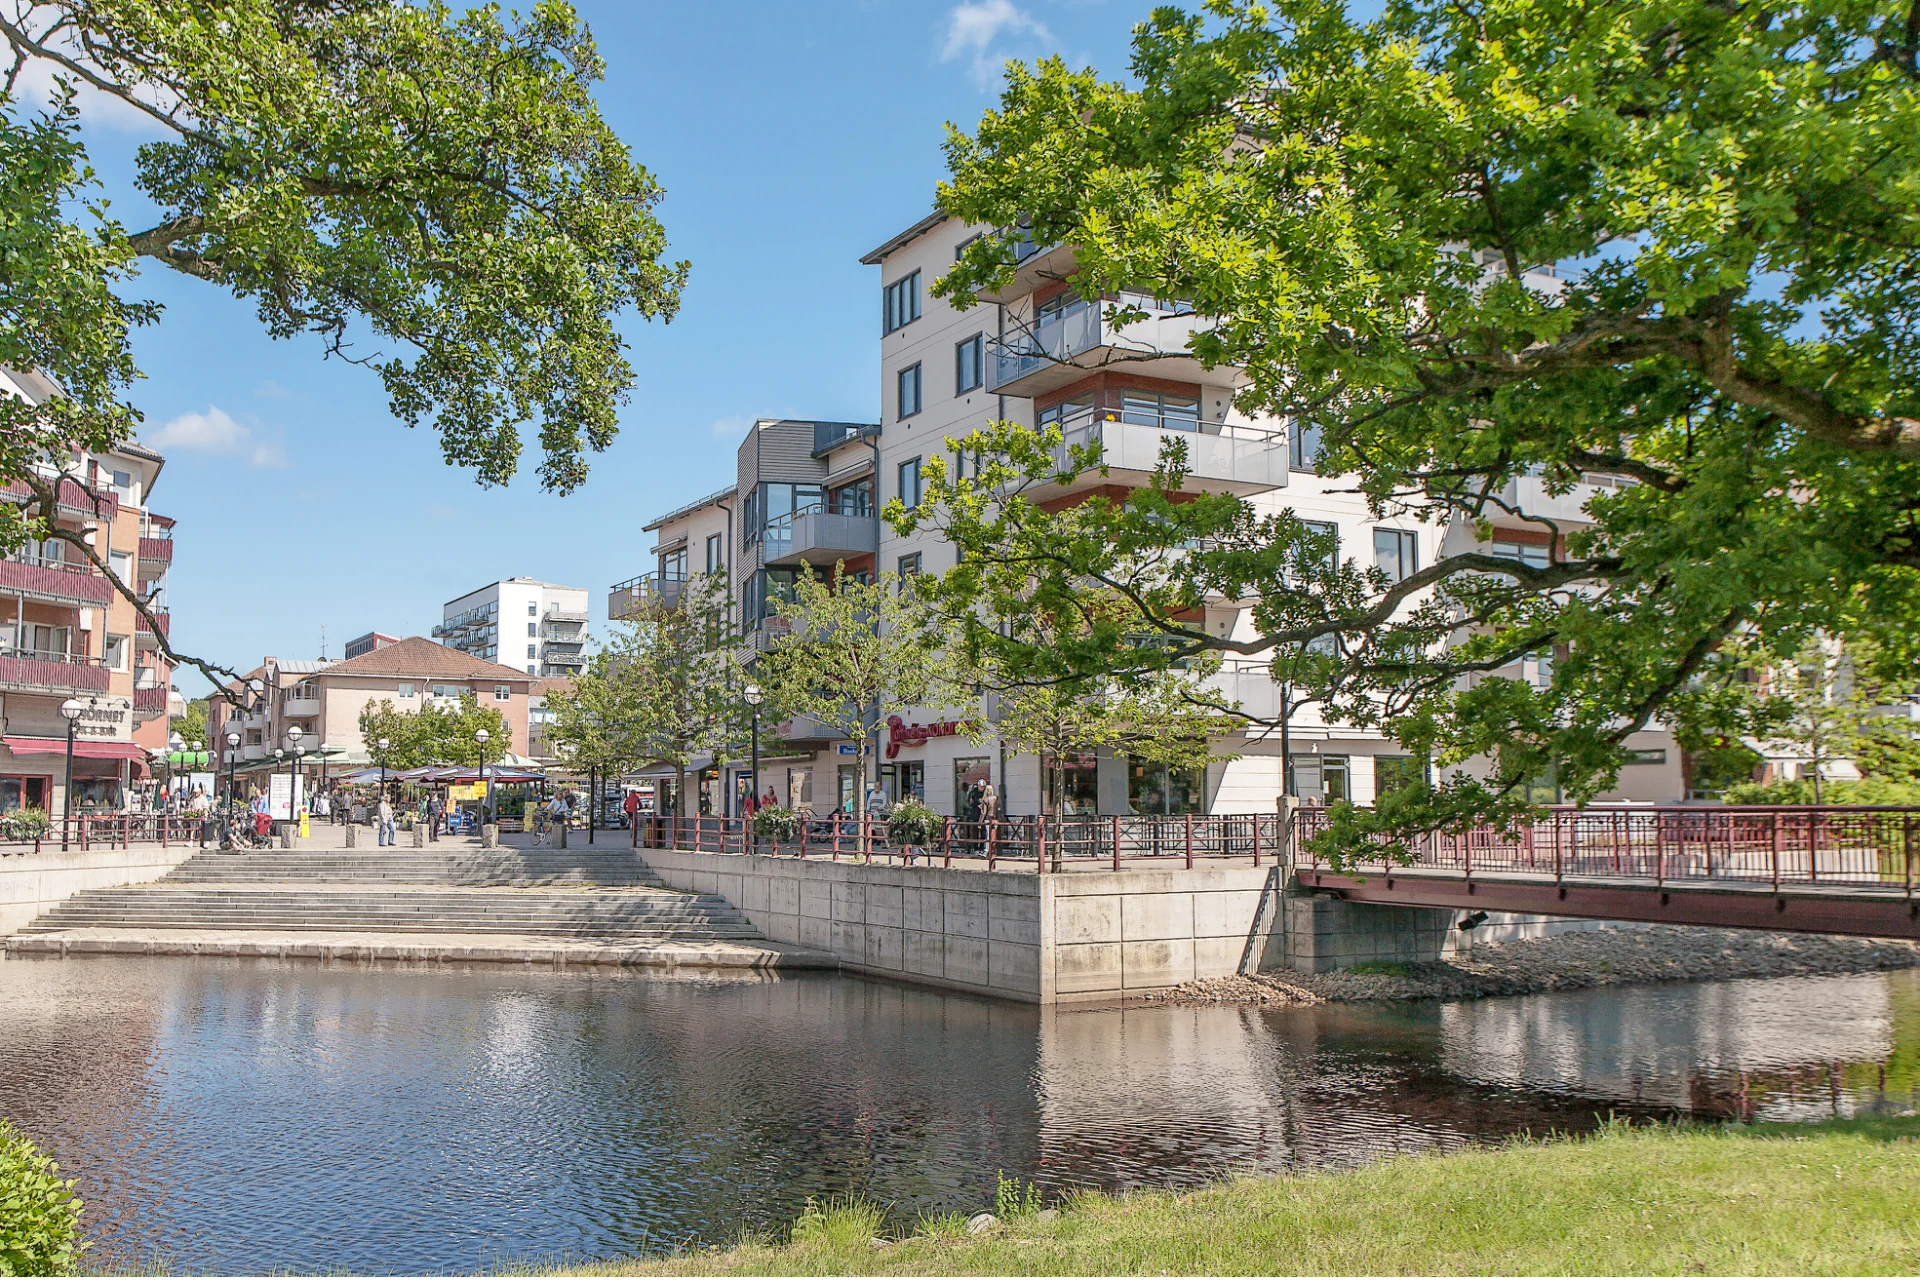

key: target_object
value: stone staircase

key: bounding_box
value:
[13,848,785,951]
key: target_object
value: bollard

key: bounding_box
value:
[412,824,426,848]
[279,827,294,850]
[481,823,498,849]
[344,822,357,848]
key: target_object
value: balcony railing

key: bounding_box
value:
[0,554,112,607]
[987,300,1208,397]
[1033,408,1288,496]
[0,650,111,695]
[541,651,588,669]
[138,535,173,564]
[608,572,688,619]
[1,475,118,519]
[763,506,878,567]
[136,610,170,637]
[133,686,168,714]
[543,606,589,625]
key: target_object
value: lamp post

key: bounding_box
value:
[318,740,331,795]
[166,731,184,803]
[59,697,83,850]
[474,728,490,832]
[377,737,390,801]
[224,730,240,841]
[287,725,304,822]
[743,683,764,821]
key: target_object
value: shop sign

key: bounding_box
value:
[835,743,858,755]
[74,696,132,739]
[885,714,962,759]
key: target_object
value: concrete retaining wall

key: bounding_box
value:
[637,849,1284,1005]
[0,843,200,934]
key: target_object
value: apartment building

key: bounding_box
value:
[0,367,180,815]
[609,214,1685,819]
[435,578,591,678]
[206,637,537,787]
[342,631,400,660]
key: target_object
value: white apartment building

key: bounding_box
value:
[435,577,590,678]
[612,213,1685,819]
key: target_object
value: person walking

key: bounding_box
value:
[979,780,999,858]
[377,794,395,847]
[546,791,570,849]
[428,793,444,842]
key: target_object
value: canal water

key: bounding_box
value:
[0,955,1914,1274]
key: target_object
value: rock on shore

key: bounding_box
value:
[1143,926,1920,1008]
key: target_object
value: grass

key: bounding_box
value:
[557,1115,1920,1277]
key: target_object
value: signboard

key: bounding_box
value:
[187,771,215,795]
[268,772,305,821]
[884,714,963,759]
[835,743,858,755]
[73,695,133,740]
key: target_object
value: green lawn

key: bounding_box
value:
[565,1116,1920,1277]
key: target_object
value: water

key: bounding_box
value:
[0,956,1914,1274]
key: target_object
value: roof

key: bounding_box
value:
[442,578,587,609]
[860,209,950,266]
[320,635,536,684]
[115,440,165,464]
[271,659,335,676]
[530,676,575,698]
[643,483,737,534]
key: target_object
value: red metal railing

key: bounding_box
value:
[1295,805,1920,894]
[0,651,112,694]
[137,535,173,563]
[0,814,209,857]
[1,476,118,518]
[0,555,113,605]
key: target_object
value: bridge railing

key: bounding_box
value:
[1295,804,1920,893]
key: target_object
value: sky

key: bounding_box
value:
[37,0,1150,696]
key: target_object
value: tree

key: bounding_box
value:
[357,693,508,772]
[579,574,748,819]
[169,697,208,752]
[920,0,1920,843]
[756,566,947,818]
[1,0,686,693]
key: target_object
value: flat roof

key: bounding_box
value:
[441,578,585,609]
[859,209,949,266]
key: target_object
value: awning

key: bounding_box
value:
[3,736,149,761]
[632,754,713,779]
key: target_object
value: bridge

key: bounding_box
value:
[1295,805,1920,941]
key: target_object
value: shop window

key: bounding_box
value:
[1374,755,1425,798]
[1043,752,1100,816]
[1128,756,1204,815]
[953,757,992,815]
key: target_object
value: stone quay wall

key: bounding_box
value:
[0,843,200,934]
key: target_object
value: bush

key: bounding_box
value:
[752,805,802,843]
[0,1119,86,1275]
[1724,777,1920,805]
[886,797,943,849]
[0,808,51,842]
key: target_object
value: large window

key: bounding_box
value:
[1289,421,1324,473]
[743,567,801,629]
[897,363,923,419]
[1034,291,1090,326]
[661,546,688,580]
[897,457,922,507]
[1119,389,1200,432]
[1375,755,1424,798]
[831,476,873,517]
[1043,753,1100,816]
[955,333,983,393]
[743,482,825,545]
[706,533,724,574]
[882,270,921,334]
[1128,756,1204,815]
[1490,539,1551,569]
[896,552,922,578]
[1038,393,1093,430]
[1373,528,1419,584]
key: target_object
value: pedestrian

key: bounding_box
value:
[546,791,570,848]
[979,780,999,856]
[428,792,444,841]
[377,794,395,846]
[963,780,983,852]
[622,788,640,836]
[762,786,778,812]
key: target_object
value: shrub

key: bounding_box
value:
[1724,777,1920,806]
[0,808,51,842]
[752,806,802,843]
[0,1119,86,1276]
[886,797,943,849]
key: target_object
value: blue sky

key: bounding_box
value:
[43,0,1147,695]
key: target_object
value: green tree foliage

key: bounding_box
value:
[554,575,745,818]
[356,693,508,772]
[1,0,685,692]
[923,0,1920,845]
[168,698,209,753]
[0,1118,86,1276]
[757,566,947,817]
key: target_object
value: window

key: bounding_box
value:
[494,685,512,701]
[527,664,537,674]
[1375,755,1425,798]
[743,483,825,545]
[1289,421,1324,473]
[954,233,983,260]
[1034,291,1090,326]
[1300,520,1340,573]
[527,601,537,615]
[526,644,537,659]
[897,457,922,507]
[882,270,921,334]
[897,552,922,578]
[104,633,127,671]
[897,363,923,419]
[743,567,801,628]
[661,546,688,580]
[1625,748,1668,765]
[527,622,537,637]
[1129,755,1204,814]
[1043,752,1101,816]
[1119,389,1200,432]
[431,683,465,699]
[1038,393,1094,431]
[398,683,416,698]
[1490,539,1551,569]
[1522,651,1553,688]
[956,334,983,393]
[832,477,873,517]
[1374,528,1419,584]
[108,550,133,586]
[706,533,724,574]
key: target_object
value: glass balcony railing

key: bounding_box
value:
[1033,407,1288,494]
[762,506,878,567]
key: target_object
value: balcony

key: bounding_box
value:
[1030,409,1288,500]
[972,228,1076,306]
[284,696,322,717]
[133,686,168,715]
[774,711,848,744]
[138,535,173,565]
[541,651,588,670]
[1491,473,1631,532]
[988,301,1215,399]
[0,553,112,608]
[543,606,589,625]
[747,616,792,655]
[763,507,877,568]
[0,650,111,696]
[1,475,118,519]
[136,610,170,638]
[608,573,688,620]
[1202,662,1282,722]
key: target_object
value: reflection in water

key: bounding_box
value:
[0,956,1914,1275]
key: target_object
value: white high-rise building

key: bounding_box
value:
[435,578,590,678]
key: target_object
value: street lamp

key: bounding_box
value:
[474,728,490,831]
[377,736,391,801]
[743,683,764,822]
[318,740,331,796]
[224,729,240,821]
[167,730,184,802]
[287,725,304,822]
[59,697,83,850]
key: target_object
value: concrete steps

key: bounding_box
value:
[158,849,664,888]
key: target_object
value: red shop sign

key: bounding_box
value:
[885,715,962,758]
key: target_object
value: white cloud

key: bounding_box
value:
[942,0,1052,88]
[254,379,294,401]
[10,50,177,135]
[146,406,288,469]
[708,413,756,440]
